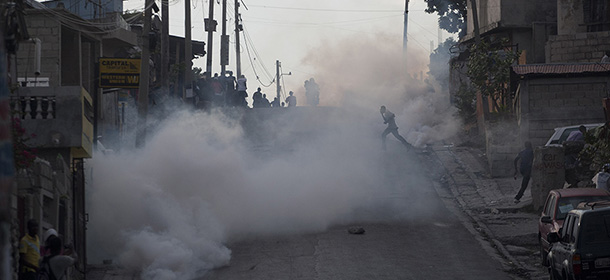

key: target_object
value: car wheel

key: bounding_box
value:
[539,236,548,266]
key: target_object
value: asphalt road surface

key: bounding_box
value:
[200,140,514,279]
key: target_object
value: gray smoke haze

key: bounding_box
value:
[86,32,459,280]
[300,32,460,146]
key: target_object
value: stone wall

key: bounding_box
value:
[518,76,608,147]
[546,31,610,63]
[485,121,521,177]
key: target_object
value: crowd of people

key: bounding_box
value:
[18,219,77,280]
[193,74,321,110]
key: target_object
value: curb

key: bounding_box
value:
[428,146,531,277]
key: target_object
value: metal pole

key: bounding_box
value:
[276,60,280,101]
[206,0,215,76]
[403,0,409,57]
[235,0,242,77]
[136,0,152,148]
[184,0,193,99]
[161,0,169,92]
[221,0,227,76]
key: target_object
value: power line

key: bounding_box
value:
[244,14,402,27]
[248,4,405,13]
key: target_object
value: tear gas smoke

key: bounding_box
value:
[86,32,459,280]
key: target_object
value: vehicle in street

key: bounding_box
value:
[538,188,610,264]
[545,123,603,146]
[546,202,610,280]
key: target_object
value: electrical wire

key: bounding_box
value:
[248,4,401,13]
[242,26,274,81]
[241,27,274,87]
[246,13,402,27]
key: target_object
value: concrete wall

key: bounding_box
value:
[546,31,610,63]
[518,76,608,147]
[15,86,92,151]
[485,122,521,177]
[467,0,556,32]
[557,0,586,35]
[16,13,61,87]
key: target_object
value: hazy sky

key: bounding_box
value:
[123,0,453,98]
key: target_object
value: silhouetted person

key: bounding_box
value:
[236,74,248,107]
[602,51,610,63]
[286,91,297,107]
[513,141,534,204]
[262,94,271,108]
[210,73,224,107]
[380,106,411,151]
[566,125,586,142]
[271,97,280,108]
[304,78,320,106]
[42,235,76,280]
[252,87,263,108]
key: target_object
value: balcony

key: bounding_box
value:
[10,86,94,158]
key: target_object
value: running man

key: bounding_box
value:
[380,105,412,151]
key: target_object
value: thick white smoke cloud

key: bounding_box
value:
[86,32,459,280]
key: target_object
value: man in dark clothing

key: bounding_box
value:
[380,105,412,151]
[252,87,263,108]
[513,141,534,204]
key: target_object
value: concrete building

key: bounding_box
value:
[7,1,138,278]
[452,0,610,177]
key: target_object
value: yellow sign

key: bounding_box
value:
[99,58,141,88]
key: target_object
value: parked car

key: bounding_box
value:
[539,188,610,264]
[546,202,610,280]
[545,123,603,146]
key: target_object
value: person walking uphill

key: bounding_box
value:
[380,106,412,151]
[513,141,534,204]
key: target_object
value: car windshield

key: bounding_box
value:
[580,214,610,247]
[556,196,609,220]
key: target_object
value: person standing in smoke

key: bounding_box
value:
[380,105,412,151]
[252,87,263,108]
[236,74,248,107]
[304,78,319,106]
[286,91,297,107]
[513,141,534,204]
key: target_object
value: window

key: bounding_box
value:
[556,196,608,220]
[570,217,580,244]
[562,215,573,242]
[581,214,610,247]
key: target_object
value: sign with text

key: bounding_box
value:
[99,58,141,88]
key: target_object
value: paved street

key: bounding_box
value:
[87,129,546,280]
[198,144,514,280]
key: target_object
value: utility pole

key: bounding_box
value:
[220,0,228,76]
[184,0,192,99]
[136,0,152,148]
[234,0,242,77]
[161,0,169,93]
[403,0,409,58]
[276,60,281,101]
[206,0,215,76]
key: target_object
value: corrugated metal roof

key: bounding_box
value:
[512,63,610,75]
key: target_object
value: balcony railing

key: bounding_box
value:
[10,96,56,120]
